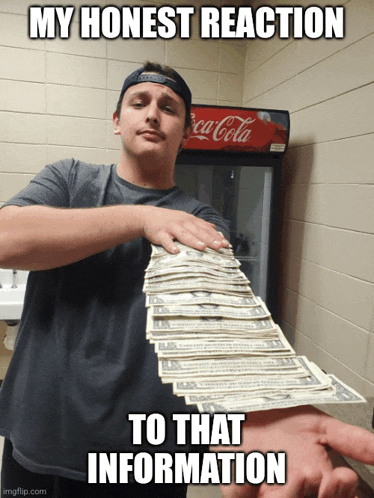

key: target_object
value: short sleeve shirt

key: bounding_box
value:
[0,159,229,481]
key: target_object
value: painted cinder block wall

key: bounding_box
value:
[0,0,246,204]
[1,0,373,399]
[0,0,246,374]
[244,0,374,397]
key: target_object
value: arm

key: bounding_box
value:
[211,405,374,498]
[0,204,229,271]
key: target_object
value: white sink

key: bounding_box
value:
[0,270,29,320]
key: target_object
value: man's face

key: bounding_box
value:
[113,81,190,163]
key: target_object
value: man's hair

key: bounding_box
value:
[115,61,192,129]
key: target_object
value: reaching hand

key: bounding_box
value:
[140,205,230,253]
[212,405,374,498]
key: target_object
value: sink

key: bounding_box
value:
[0,269,29,320]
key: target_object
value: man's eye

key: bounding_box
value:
[164,106,175,114]
[133,102,144,108]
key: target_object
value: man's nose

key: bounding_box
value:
[146,103,160,125]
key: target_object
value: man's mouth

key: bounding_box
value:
[138,129,164,139]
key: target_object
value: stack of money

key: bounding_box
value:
[144,242,365,413]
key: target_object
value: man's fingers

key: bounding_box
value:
[156,229,220,254]
[219,459,359,498]
[220,482,257,498]
[322,417,374,465]
[180,220,229,250]
[318,467,358,498]
[142,206,230,252]
[165,222,228,252]
[155,232,181,253]
[255,474,307,498]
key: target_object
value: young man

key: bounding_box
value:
[0,62,373,498]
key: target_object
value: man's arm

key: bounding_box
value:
[211,405,374,498]
[0,204,229,270]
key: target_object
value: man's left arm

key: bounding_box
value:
[210,405,374,498]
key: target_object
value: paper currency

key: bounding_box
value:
[149,300,270,320]
[145,265,244,278]
[146,250,241,270]
[155,328,294,357]
[150,241,234,259]
[145,273,248,287]
[146,292,259,307]
[197,375,366,413]
[147,314,277,333]
[172,358,330,395]
[158,356,306,378]
[143,278,252,296]
[143,241,366,413]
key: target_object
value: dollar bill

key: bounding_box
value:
[185,394,231,404]
[144,273,249,287]
[154,327,295,357]
[158,356,308,382]
[143,278,252,296]
[161,371,309,384]
[147,314,277,333]
[172,358,330,395]
[179,385,335,399]
[151,241,234,259]
[158,356,307,378]
[147,252,241,271]
[145,265,244,278]
[148,330,279,343]
[146,292,259,308]
[197,375,366,413]
[149,300,270,320]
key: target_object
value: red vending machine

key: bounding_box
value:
[175,105,290,320]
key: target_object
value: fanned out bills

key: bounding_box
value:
[143,241,366,412]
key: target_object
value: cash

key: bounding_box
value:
[149,299,271,319]
[172,358,331,395]
[158,356,307,379]
[155,327,294,358]
[146,292,259,307]
[143,241,366,412]
[196,375,365,413]
[143,278,252,296]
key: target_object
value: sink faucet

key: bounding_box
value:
[11,270,18,288]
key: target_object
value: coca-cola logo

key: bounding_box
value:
[190,114,256,143]
[184,106,289,152]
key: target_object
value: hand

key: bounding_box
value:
[212,405,374,498]
[140,206,230,253]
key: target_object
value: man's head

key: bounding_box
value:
[113,62,192,172]
[115,61,192,129]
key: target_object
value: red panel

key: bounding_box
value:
[185,106,289,153]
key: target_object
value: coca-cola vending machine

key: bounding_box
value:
[175,105,290,319]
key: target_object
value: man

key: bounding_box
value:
[0,62,373,498]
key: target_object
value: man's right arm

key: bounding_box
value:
[0,204,229,271]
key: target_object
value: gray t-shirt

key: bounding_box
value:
[0,159,228,481]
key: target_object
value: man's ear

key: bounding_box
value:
[180,126,192,149]
[113,111,121,135]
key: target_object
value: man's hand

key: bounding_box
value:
[140,205,230,253]
[211,405,374,498]
[0,204,229,270]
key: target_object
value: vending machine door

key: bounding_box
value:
[175,104,289,315]
[174,163,273,302]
